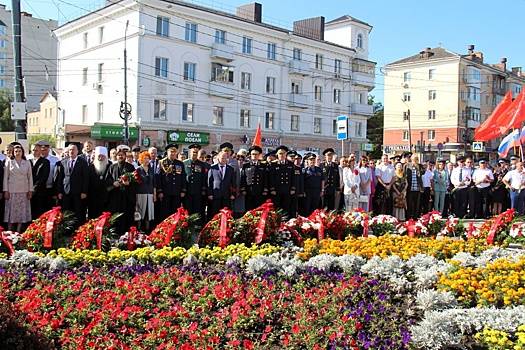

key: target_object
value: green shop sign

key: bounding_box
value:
[91,124,138,140]
[167,131,209,145]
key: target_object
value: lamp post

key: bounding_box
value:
[120,20,131,146]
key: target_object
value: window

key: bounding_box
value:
[333,89,341,104]
[403,72,411,82]
[428,130,435,140]
[315,54,323,70]
[265,112,274,129]
[467,107,481,121]
[428,110,436,119]
[45,109,48,119]
[183,62,196,81]
[242,36,252,54]
[332,120,337,134]
[83,32,88,49]
[267,42,276,60]
[355,121,362,137]
[314,117,322,134]
[293,48,302,61]
[428,90,436,100]
[0,40,5,48]
[214,29,225,44]
[403,130,409,141]
[428,69,435,80]
[240,109,250,128]
[0,24,5,36]
[153,99,167,120]
[241,72,251,90]
[156,16,169,37]
[155,57,168,78]
[357,34,363,48]
[211,63,234,83]
[291,115,300,131]
[212,106,224,125]
[82,68,88,86]
[314,85,322,101]
[291,81,300,94]
[266,77,275,94]
[403,111,409,121]
[357,93,364,104]
[81,105,88,124]
[185,22,197,42]
[0,52,6,59]
[97,102,103,121]
[98,26,104,44]
[0,79,5,88]
[97,63,103,82]
[182,102,193,122]
[403,92,410,102]
[468,86,480,101]
[334,59,342,75]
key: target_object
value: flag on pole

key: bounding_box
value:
[252,122,262,147]
[498,90,525,135]
[474,91,512,141]
[498,129,520,157]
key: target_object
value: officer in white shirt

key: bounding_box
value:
[503,161,525,212]
[421,161,434,214]
[450,156,472,218]
[472,159,494,218]
[375,154,395,214]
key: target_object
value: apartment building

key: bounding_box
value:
[55,0,375,153]
[383,45,524,157]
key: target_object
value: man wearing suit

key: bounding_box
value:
[31,142,51,219]
[55,144,89,225]
[183,144,208,222]
[320,148,340,210]
[157,144,187,219]
[79,140,95,166]
[404,154,424,219]
[269,145,296,216]
[208,150,236,217]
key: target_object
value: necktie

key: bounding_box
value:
[220,165,225,179]
[459,168,462,182]
[69,159,75,172]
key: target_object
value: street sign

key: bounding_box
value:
[10,102,26,120]
[336,115,348,141]
[361,143,374,151]
[437,143,444,151]
[472,141,484,152]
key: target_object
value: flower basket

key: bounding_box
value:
[148,207,199,248]
[0,229,21,256]
[437,217,466,238]
[21,207,76,252]
[342,208,370,238]
[419,211,445,236]
[117,227,152,250]
[396,219,428,237]
[369,215,399,237]
[70,212,121,251]
[233,200,282,245]
[199,208,235,248]
[278,216,318,246]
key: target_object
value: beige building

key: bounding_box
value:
[27,91,60,140]
[383,45,524,158]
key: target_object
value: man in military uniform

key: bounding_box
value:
[183,144,208,223]
[303,153,325,216]
[320,148,340,210]
[269,145,296,216]
[157,144,187,219]
[220,142,242,217]
[287,150,304,217]
[240,145,268,210]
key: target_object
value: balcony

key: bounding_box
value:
[288,60,311,76]
[287,93,309,108]
[467,119,480,128]
[351,103,374,116]
[352,71,375,89]
[210,43,234,62]
[208,81,235,99]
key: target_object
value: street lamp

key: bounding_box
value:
[120,20,131,146]
[401,99,412,153]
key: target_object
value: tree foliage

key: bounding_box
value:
[28,134,56,148]
[367,95,384,159]
[0,90,14,132]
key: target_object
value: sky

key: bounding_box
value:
[14,0,525,103]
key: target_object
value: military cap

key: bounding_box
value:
[275,145,289,153]
[248,145,263,154]
[188,144,201,150]
[220,142,234,152]
[322,148,335,156]
[165,143,179,151]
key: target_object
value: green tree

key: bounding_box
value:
[367,95,384,159]
[0,91,14,132]
[28,134,56,148]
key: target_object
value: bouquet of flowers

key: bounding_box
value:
[508,222,525,245]
[419,210,445,236]
[70,212,121,251]
[199,208,235,248]
[369,215,399,237]
[233,200,282,245]
[0,229,21,256]
[281,216,319,240]
[342,208,370,237]
[120,169,142,185]
[397,219,428,237]
[117,227,151,250]
[21,207,76,252]
[437,217,466,238]
[148,207,199,248]
[476,209,515,245]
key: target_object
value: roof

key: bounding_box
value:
[39,91,57,103]
[326,15,372,28]
[57,0,357,52]
[387,47,459,66]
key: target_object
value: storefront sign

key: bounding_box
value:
[262,137,281,147]
[91,124,138,140]
[361,143,374,151]
[167,131,210,144]
[142,137,151,147]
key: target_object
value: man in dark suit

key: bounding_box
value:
[269,145,296,216]
[183,144,208,222]
[240,145,268,211]
[404,154,424,219]
[79,140,95,165]
[31,142,51,219]
[320,148,340,210]
[55,143,89,225]
[208,150,236,217]
[157,144,187,219]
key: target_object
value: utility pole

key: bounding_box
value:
[11,0,26,141]
[120,20,131,145]
[401,99,412,153]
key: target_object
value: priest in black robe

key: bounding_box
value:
[87,146,112,219]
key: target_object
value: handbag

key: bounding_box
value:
[359,195,369,203]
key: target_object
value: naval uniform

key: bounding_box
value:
[290,164,304,217]
[269,160,296,215]
[240,160,269,210]
[303,165,324,216]
[183,158,208,221]
[320,161,340,210]
[157,158,187,219]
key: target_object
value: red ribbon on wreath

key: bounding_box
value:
[362,216,369,238]
[164,207,185,247]
[255,201,273,244]
[95,212,112,250]
[466,222,475,239]
[218,208,233,248]
[487,212,504,245]
[0,229,14,256]
[44,207,61,249]
[406,219,416,238]
[127,226,138,251]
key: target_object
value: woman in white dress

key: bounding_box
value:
[358,156,372,211]
[343,155,361,211]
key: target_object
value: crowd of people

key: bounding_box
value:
[0,139,520,235]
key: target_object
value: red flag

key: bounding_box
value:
[252,122,262,147]
[498,91,525,136]
[474,91,512,141]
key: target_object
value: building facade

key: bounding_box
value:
[54,0,375,154]
[27,91,58,136]
[0,5,57,110]
[383,45,524,158]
